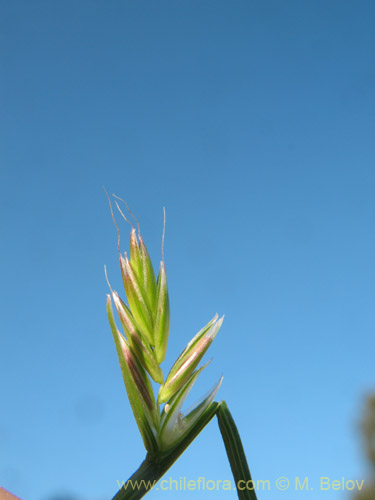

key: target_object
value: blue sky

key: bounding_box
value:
[1,1,374,499]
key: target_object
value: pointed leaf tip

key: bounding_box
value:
[158,315,223,403]
[159,370,223,451]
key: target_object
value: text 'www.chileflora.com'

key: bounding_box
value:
[116,476,366,493]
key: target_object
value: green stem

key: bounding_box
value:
[112,402,220,500]
[217,401,258,500]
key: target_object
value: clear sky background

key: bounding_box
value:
[1,1,374,500]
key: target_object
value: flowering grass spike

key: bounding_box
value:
[106,199,223,456]
[105,197,257,500]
